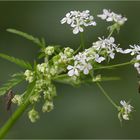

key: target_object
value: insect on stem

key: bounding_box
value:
[5,90,14,111]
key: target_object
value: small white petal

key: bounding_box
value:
[74,69,79,76]
[134,63,140,68]
[109,53,115,59]
[67,65,73,70]
[68,70,74,76]
[106,17,113,21]
[96,57,105,63]
[136,55,140,60]
[61,18,66,24]
[83,68,89,75]
[97,14,107,20]
[79,26,84,32]
[73,27,79,34]
[123,49,132,54]
[123,114,129,120]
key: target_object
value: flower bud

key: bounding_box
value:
[28,109,39,123]
[12,95,23,106]
[64,47,74,57]
[42,100,54,112]
[24,70,34,83]
[45,46,54,56]
[29,94,41,104]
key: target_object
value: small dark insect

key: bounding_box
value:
[138,81,140,94]
[5,90,14,111]
[137,74,140,94]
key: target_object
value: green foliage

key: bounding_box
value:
[53,74,120,86]
[7,28,45,48]
[0,72,25,96]
[0,53,32,70]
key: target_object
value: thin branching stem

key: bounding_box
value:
[96,82,119,110]
[80,32,85,50]
[94,61,133,70]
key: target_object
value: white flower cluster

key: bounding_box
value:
[61,10,96,34]
[92,37,125,59]
[67,58,92,76]
[98,9,127,25]
[120,100,133,120]
[67,37,125,77]
[124,44,140,74]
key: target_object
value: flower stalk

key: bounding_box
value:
[96,82,119,110]
[80,32,85,50]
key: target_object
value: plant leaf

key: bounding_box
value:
[0,53,32,70]
[0,72,25,96]
[7,28,43,48]
[53,74,120,86]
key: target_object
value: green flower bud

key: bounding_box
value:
[29,94,41,104]
[28,109,39,123]
[37,63,47,73]
[42,100,54,112]
[12,95,23,106]
[45,46,54,56]
[64,47,74,57]
[24,70,34,83]
[92,75,101,82]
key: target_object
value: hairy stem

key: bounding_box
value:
[96,82,119,110]
[0,82,35,139]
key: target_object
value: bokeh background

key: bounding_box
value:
[0,1,140,139]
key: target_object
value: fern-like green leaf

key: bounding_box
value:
[0,53,32,70]
[7,28,43,48]
[0,72,25,96]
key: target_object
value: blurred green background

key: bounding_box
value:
[0,1,140,139]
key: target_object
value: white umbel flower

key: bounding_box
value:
[98,9,127,25]
[67,62,79,76]
[77,62,93,75]
[134,62,140,74]
[91,37,122,61]
[61,10,96,34]
[128,45,140,55]
[120,100,133,120]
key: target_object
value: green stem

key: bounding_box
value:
[96,82,119,110]
[80,32,85,50]
[0,101,30,139]
[94,61,133,70]
[108,28,114,38]
[0,82,35,139]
